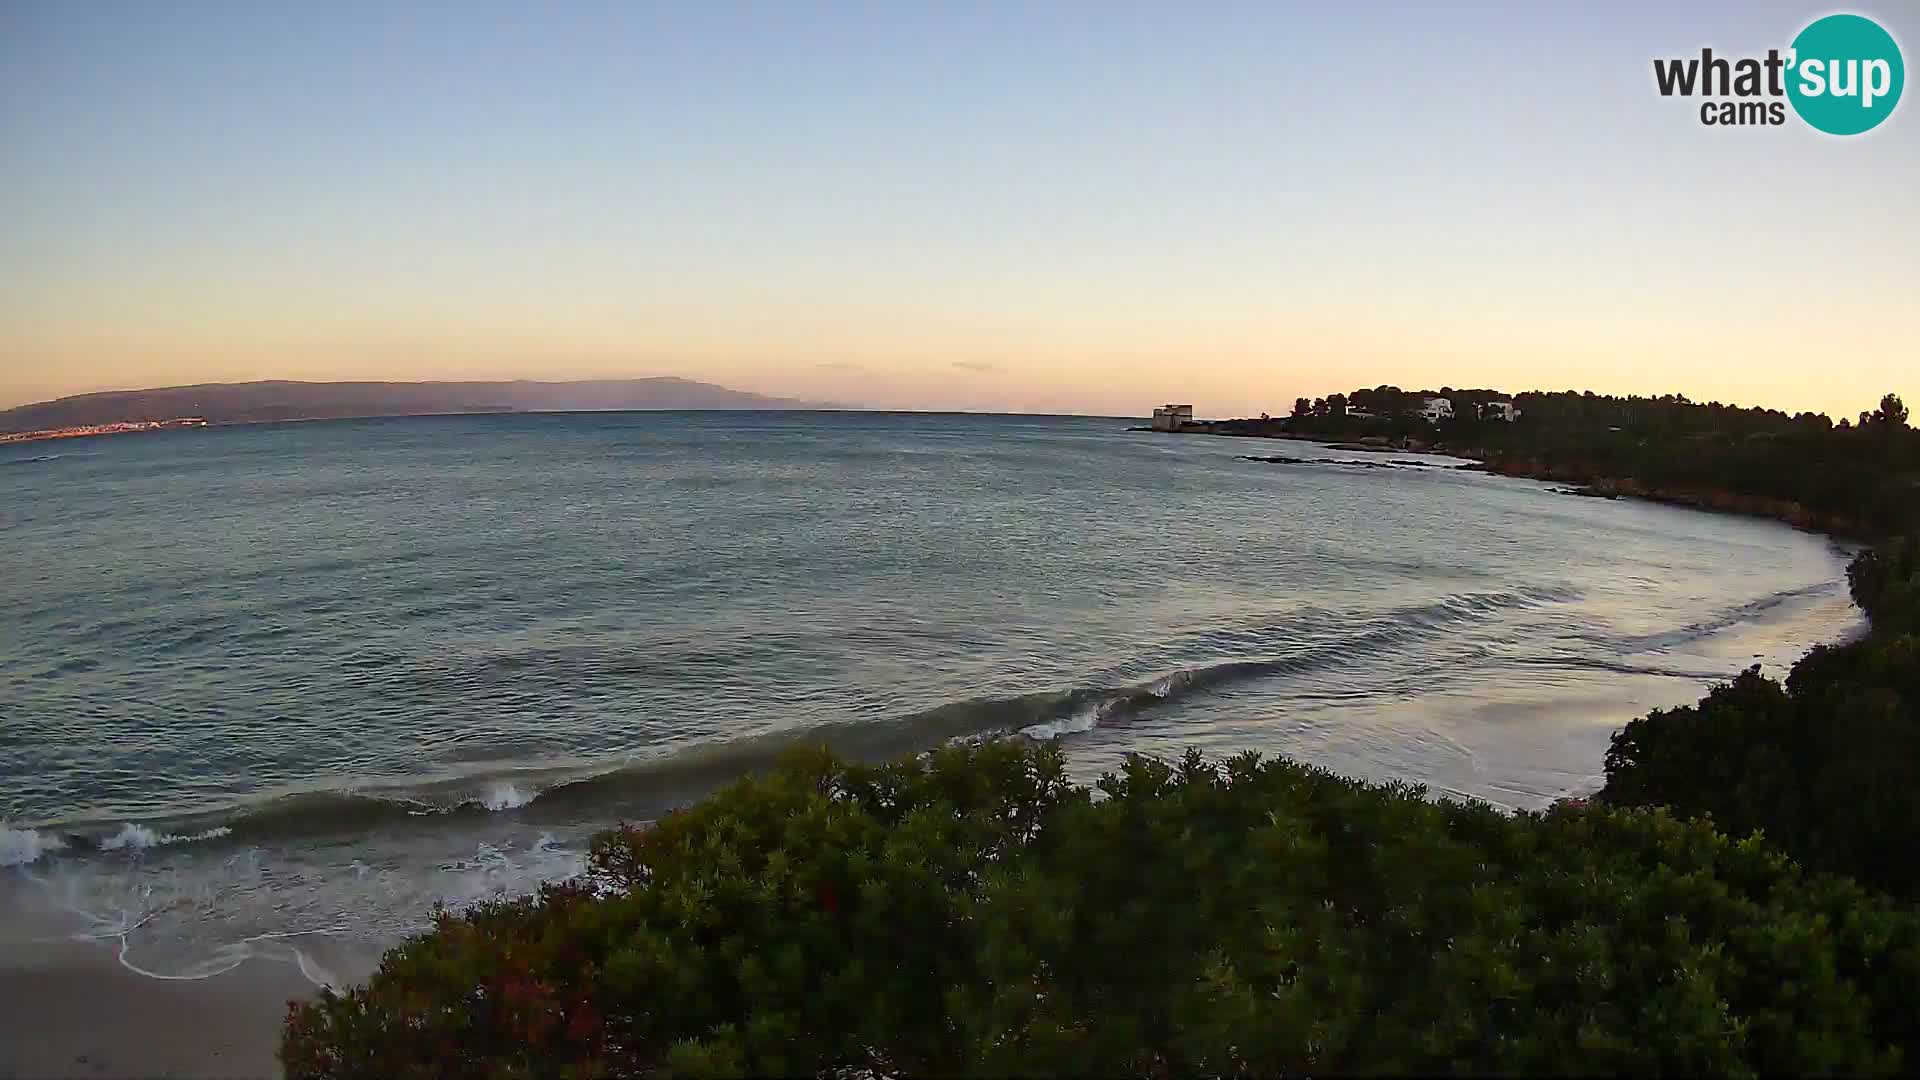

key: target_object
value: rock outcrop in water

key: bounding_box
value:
[1239,454,1439,471]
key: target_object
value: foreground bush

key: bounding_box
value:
[283,740,1920,1077]
[1850,536,1920,634]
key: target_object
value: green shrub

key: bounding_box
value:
[284,741,1920,1078]
[1849,537,1920,633]
[1602,541,1920,898]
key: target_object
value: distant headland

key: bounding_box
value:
[1137,385,1914,540]
[0,378,844,438]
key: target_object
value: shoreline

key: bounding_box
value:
[1467,455,1876,539]
[0,898,319,1079]
[0,942,315,1079]
[1139,425,1878,540]
[0,593,1863,1079]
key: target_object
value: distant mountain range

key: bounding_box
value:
[0,378,843,433]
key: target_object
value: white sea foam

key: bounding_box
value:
[13,824,590,992]
[99,824,163,851]
[1,825,65,867]
[479,782,534,810]
[98,823,233,851]
[1020,704,1102,742]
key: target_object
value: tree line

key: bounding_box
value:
[1284,387,1918,537]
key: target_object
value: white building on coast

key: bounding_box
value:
[1151,404,1195,431]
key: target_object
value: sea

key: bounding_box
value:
[0,410,1863,988]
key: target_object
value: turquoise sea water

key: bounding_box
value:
[0,411,1861,983]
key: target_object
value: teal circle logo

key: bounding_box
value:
[1787,14,1904,135]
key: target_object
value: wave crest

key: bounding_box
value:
[98,824,235,851]
[478,783,534,811]
[2,825,66,867]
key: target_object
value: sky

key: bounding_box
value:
[1,1,1914,419]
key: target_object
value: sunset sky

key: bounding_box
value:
[2,1,1914,419]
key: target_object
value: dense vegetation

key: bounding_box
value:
[1539,393,1920,900]
[284,388,1920,1076]
[1282,388,1920,536]
[1601,535,1920,897]
[283,741,1920,1077]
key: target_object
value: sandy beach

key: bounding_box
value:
[0,896,320,1080]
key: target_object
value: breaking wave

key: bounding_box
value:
[3,585,1582,861]
[2,825,66,867]
[479,783,535,811]
[98,824,235,851]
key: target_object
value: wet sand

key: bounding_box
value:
[0,894,321,1080]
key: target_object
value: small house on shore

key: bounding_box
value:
[1480,400,1520,422]
[1418,396,1454,422]
[1151,404,1195,431]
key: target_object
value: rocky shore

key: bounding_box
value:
[1467,455,1875,539]
[1139,421,1874,540]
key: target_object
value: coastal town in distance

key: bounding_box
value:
[0,416,207,445]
